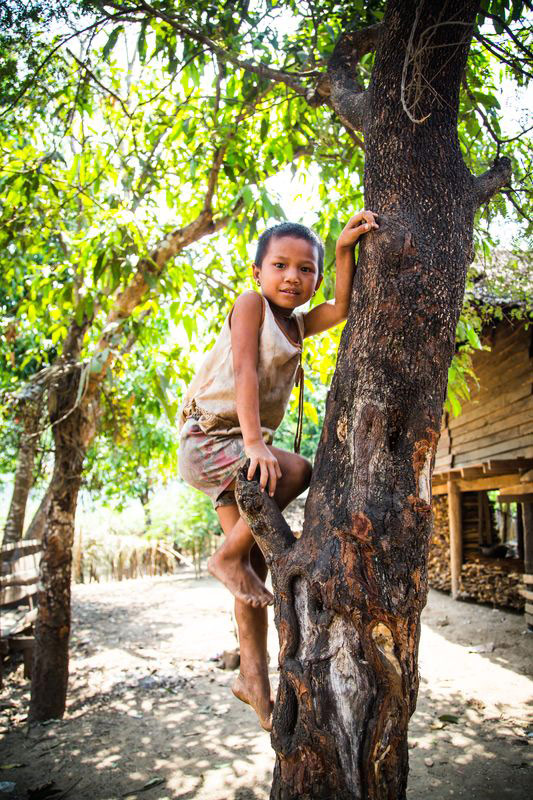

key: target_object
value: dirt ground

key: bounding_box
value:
[1,568,532,800]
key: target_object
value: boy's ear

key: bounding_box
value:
[314,274,323,294]
[252,263,261,282]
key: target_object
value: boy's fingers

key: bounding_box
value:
[247,457,258,481]
[259,462,269,491]
[348,209,372,225]
[268,463,277,497]
[345,212,378,233]
[275,461,282,479]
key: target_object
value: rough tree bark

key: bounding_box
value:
[29,325,97,721]
[2,394,42,545]
[236,1,511,798]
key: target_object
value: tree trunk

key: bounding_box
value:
[29,358,97,721]
[2,397,41,545]
[28,212,225,721]
[23,483,52,542]
[237,2,510,798]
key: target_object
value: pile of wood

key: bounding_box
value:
[428,497,524,610]
[428,497,453,591]
[460,559,523,609]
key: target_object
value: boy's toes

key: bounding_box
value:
[246,594,261,608]
[263,589,274,605]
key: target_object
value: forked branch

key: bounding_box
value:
[235,466,296,562]
[474,156,512,206]
[326,23,382,132]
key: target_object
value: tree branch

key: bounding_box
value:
[480,11,533,61]
[66,48,132,119]
[474,156,512,206]
[133,0,309,97]
[474,32,533,80]
[501,188,533,224]
[327,23,382,132]
[235,466,296,563]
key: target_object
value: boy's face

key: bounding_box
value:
[252,235,322,311]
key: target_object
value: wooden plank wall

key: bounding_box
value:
[435,320,533,472]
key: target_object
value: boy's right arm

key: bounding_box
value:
[231,292,282,497]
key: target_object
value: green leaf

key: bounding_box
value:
[448,389,462,418]
[93,250,107,282]
[103,26,123,61]
[438,714,460,724]
[466,326,482,349]
[137,21,148,62]
[242,185,254,209]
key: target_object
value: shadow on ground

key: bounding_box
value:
[0,574,531,799]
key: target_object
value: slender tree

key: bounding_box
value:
[2,391,41,544]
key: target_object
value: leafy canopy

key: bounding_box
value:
[0,0,531,506]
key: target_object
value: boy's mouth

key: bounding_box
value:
[280,288,300,296]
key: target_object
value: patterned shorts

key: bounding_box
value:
[178,418,248,508]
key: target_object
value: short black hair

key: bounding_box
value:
[254,222,324,276]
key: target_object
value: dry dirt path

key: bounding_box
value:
[1,569,532,799]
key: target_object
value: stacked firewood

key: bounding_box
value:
[428,497,524,610]
[428,497,453,591]
[460,560,523,609]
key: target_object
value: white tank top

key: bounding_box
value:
[179,291,304,440]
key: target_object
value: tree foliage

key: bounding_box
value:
[0,0,531,514]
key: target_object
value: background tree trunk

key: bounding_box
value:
[29,355,97,721]
[237,2,510,798]
[29,213,222,720]
[23,484,52,542]
[2,396,42,545]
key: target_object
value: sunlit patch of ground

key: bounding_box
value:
[0,570,531,799]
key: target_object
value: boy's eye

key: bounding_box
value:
[274,262,285,269]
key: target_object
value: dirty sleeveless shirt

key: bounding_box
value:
[179,291,304,442]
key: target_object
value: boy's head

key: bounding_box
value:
[254,222,324,277]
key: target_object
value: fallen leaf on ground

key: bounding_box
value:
[438,714,460,724]
[141,778,165,792]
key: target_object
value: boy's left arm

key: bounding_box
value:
[303,210,378,338]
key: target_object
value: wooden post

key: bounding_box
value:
[447,480,462,599]
[521,503,533,631]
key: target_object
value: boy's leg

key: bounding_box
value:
[215,504,273,730]
[212,450,312,729]
[233,544,275,731]
[210,503,273,608]
[209,448,312,606]
[268,445,313,511]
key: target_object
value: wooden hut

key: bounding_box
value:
[430,317,533,626]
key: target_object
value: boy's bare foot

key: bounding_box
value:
[232,672,274,732]
[208,546,273,608]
